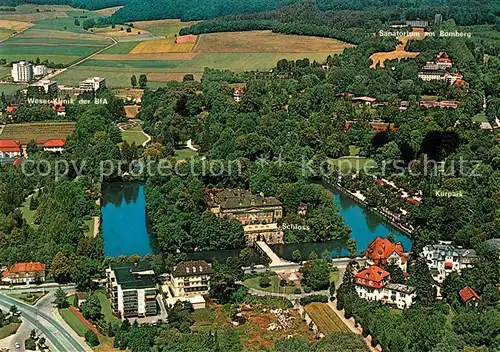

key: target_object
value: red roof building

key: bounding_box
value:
[2,262,46,284]
[0,140,22,158]
[459,286,480,305]
[365,236,407,271]
[355,266,390,288]
[43,139,66,148]
[6,105,18,114]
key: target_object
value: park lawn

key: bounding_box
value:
[329,270,339,284]
[174,148,197,161]
[95,290,120,325]
[244,274,298,295]
[122,130,149,146]
[9,292,46,305]
[59,308,90,337]
[0,323,21,339]
[304,303,351,335]
[84,218,94,238]
[0,83,26,95]
[472,112,488,122]
[20,193,38,228]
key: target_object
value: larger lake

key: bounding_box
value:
[101,182,153,257]
[101,182,411,259]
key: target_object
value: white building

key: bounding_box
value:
[79,77,106,91]
[0,140,22,159]
[168,260,211,297]
[29,80,57,95]
[106,262,158,319]
[2,262,46,284]
[11,61,33,82]
[33,65,48,76]
[422,242,477,283]
[354,265,416,309]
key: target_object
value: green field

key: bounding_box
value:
[95,290,120,325]
[34,11,103,33]
[59,308,90,337]
[80,59,184,69]
[145,22,194,37]
[472,112,488,122]
[0,323,21,339]
[122,130,149,145]
[100,41,140,54]
[175,148,197,160]
[244,274,299,294]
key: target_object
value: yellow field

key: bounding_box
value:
[0,19,32,32]
[93,26,149,37]
[194,31,354,53]
[370,33,421,68]
[304,303,351,336]
[130,38,195,54]
[94,6,123,16]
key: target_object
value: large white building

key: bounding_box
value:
[106,262,158,319]
[29,80,58,95]
[354,266,416,309]
[168,260,212,297]
[11,61,33,82]
[79,77,106,91]
[422,242,477,283]
[33,65,48,76]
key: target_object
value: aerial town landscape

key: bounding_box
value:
[0,0,499,351]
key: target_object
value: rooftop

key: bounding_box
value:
[109,262,156,290]
[385,283,416,294]
[366,236,406,264]
[3,262,45,279]
[172,260,212,277]
[459,286,480,303]
[355,265,390,283]
[206,188,282,210]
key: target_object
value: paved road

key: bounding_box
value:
[0,294,87,352]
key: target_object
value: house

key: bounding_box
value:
[405,20,429,27]
[298,201,308,216]
[233,87,244,102]
[365,236,407,272]
[2,262,46,284]
[168,260,212,298]
[435,52,453,69]
[422,242,478,283]
[105,262,157,319]
[75,292,89,307]
[0,140,22,159]
[354,265,416,309]
[33,64,48,76]
[459,286,480,306]
[205,188,284,244]
[54,105,66,117]
[6,105,18,118]
[42,139,65,153]
[351,96,377,107]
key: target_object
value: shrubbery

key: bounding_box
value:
[299,294,329,305]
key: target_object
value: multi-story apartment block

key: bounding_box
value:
[33,64,48,76]
[422,242,477,283]
[106,262,157,319]
[169,260,212,297]
[354,265,416,309]
[205,188,284,244]
[11,61,33,82]
[79,77,106,92]
[365,236,407,272]
[29,80,58,96]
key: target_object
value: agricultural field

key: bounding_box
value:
[370,34,420,68]
[304,303,351,335]
[94,6,123,16]
[129,37,196,54]
[133,19,197,37]
[0,5,74,22]
[0,122,75,144]
[0,83,26,95]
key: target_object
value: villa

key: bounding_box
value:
[0,140,22,159]
[422,242,477,283]
[354,265,416,309]
[365,236,407,272]
[2,262,46,284]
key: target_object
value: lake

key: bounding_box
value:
[101,182,411,259]
[101,182,153,257]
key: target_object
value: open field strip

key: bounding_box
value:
[0,122,76,143]
[94,6,123,16]
[0,54,80,65]
[304,303,351,335]
[0,5,73,22]
[18,28,110,41]
[0,19,32,32]
[80,59,185,69]
[94,52,198,60]
[93,26,150,37]
[194,31,353,53]
[0,84,27,95]
[129,38,195,54]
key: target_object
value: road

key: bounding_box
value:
[0,293,87,352]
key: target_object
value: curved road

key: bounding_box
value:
[0,294,87,352]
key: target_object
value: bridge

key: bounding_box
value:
[254,241,296,269]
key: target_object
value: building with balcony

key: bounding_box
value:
[169,260,212,297]
[205,188,284,244]
[365,236,407,272]
[11,61,33,82]
[79,77,106,92]
[354,265,416,309]
[422,242,477,283]
[105,262,157,319]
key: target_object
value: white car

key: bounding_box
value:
[15,341,20,349]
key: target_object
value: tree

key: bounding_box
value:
[81,294,102,321]
[74,19,80,26]
[346,237,357,257]
[130,75,137,88]
[301,259,330,291]
[54,288,69,308]
[183,74,194,82]
[51,252,72,282]
[139,74,148,88]
[292,249,302,262]
[85,330,100,347]
[259,277,271,288]
[126,27,132,33]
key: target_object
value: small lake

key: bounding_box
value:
[101,182,411,260]
[101,182,153,257]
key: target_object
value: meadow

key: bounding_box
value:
[304,303,351,335]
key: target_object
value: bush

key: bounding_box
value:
[303,286,312,293]
[24,339,36,351]
[259,277,271,288]
[294,288,301,294]
[299,294,329,306]
[85,331,100,347]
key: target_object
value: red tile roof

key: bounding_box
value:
[6,105,18,113]
[2,262,45,278]
[355,265,390,288]
[12,157,22,168]
[43,139,65,148]
[0,140,21,153]
[459,286,480,303]
[366,236,406,265]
